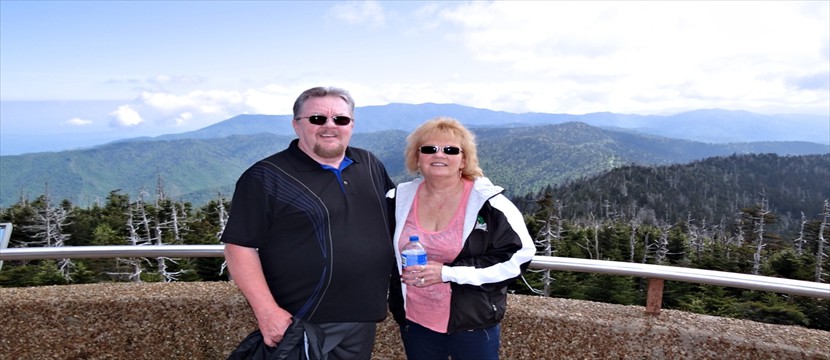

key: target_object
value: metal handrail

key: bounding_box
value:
[1,245,828,299]
[0,244,225,260]
[530,256,829,299]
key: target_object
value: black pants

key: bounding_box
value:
[318,322,377,360]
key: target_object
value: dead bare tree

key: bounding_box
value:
[687,213,703,261]
[21,184,74,280]
[216,193,230,276]
[216,194,229,239]
[154,200,190,282]
[135,190,154,244]
[654,223,671,265]
[145,176,192,282]
[522,193,565,296]
[155,171,167,203]
[576,213,601,260]
[816,200,828,283]
[628,218,638,263]
[712,216,733,260]
[733,214,746,247]
[110,201,151,282]
[751,192,771,275]
[794,211,807,256]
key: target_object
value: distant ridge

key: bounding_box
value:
[107,104,830,146]
[2,102,828,156]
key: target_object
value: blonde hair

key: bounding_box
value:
[404,116,484,180]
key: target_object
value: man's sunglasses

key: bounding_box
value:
[297,115,353,126]
[419,146,463,155]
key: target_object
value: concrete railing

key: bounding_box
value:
[1,245,829,359]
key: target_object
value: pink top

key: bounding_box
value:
[397,179,473,333]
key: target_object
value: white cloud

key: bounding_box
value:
[243,85,300,115]
[174,112,192,126]
[107,86,302,131]
[62,117,93,126]
[109,105,144,127]
[82,1,830,136]
[332,0,386,27]
[140,89,246,115]
[431,1,830,115]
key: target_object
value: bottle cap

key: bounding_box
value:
[409,235,419,241]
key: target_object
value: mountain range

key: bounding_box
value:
[0,104,828,208]
[133,105,830,145]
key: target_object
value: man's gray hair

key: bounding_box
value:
[292,87,355,119]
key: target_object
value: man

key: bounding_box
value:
[222,87,396,359]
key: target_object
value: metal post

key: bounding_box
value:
[645,278,664,315]
[0,223,13,272]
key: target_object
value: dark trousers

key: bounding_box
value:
[400,320,501,360]
[318,322,377,360]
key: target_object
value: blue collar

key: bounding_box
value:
[321,157,354,193]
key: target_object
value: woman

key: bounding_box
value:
[388,117,536,360]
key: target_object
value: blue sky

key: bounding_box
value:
[1,1,828,155]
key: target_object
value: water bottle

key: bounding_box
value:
[401,235,427,268]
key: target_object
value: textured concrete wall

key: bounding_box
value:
[1,282,828,360]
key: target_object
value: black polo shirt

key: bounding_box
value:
[222,139,395,322]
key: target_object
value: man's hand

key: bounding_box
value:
[256,306,293,347]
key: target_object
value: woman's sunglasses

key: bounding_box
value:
[419,146,463,155]
[297,115,353,126]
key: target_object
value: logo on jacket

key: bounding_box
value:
[475,215,488,232]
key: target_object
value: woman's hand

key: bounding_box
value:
[401,260,442,287]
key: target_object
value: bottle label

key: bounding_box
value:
[401,253,427,267]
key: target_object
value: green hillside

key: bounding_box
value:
[515,153,830,232]
[1,122,826,208]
